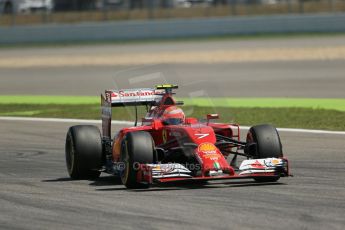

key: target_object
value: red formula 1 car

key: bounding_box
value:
[65,84,290,188]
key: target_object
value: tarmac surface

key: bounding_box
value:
[0,120,344,230]
[0,36,345,98]
[1,61,345,98]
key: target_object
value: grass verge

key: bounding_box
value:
[1,104,344,131]
[1,96,345,111]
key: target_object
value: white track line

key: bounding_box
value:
[0,116,344,135]
[0,116,131,125]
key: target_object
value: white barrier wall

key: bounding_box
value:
[1,13,345,44]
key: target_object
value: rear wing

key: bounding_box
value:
[101,88,164,138]
[104,88,164,107]
[101,85,179,139]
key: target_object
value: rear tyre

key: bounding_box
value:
[120,131,154,189]
[247,124,283,182]
[65,125,103,179]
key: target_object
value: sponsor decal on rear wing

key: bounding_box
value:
[101,88,165,138]
[104,88,164,106]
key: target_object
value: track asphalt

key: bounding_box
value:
[0,120,344,230]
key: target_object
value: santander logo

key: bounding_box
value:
[112,90,155,98]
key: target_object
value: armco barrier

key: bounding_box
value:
[1,13,345,44]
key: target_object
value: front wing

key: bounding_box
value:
[136,158,290,184]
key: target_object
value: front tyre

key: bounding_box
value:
[65,125,103,179]
[247,124,283,182]
[120,131,154,189]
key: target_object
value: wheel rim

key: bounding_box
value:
[65,134,75,174]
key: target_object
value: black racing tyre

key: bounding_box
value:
[65,125,103,179]
[247,124,283,182]
[247,124,283,159]
[120,131,154,189]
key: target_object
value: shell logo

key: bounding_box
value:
[153,165,161,170]
[198,142,217,154]
[271,159,281,165]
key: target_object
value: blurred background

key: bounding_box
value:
[0,0,344,127]
[0,0,345,25]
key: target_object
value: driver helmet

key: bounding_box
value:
[161,106,185,125]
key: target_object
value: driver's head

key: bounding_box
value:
[161,106,185,125]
